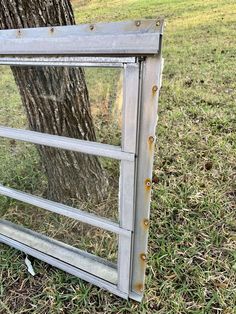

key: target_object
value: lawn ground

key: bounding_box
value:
[0,0,236,313]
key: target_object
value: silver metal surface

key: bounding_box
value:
[0,221,128,299]
[0,127,134,162]
[0,56,136,68]
[0,184,130,237]
[130,55,163,298]
[122,63,140,154]
[0,19,163,56]
[117,64,140,293]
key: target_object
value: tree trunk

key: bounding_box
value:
[0,0,108,203]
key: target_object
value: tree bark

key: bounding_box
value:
[0,0,108,203]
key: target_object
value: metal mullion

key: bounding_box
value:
[117,63,140,293]
[0,184,129,237]
[0,56,136,68]
[0,127,134,162]
[131,55,163,299]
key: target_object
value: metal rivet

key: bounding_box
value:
[152,85,158,93]
[140,253,147,261]
[136,21,141,27]
[90,25,94,30]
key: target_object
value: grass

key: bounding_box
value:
[1,0,236,313]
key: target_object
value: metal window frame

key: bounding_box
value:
[0,19,164,301]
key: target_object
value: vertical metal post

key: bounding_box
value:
[117,63,140,293]
[131,54,163,299]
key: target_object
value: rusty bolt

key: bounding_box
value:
[140,253,147,261]
[149,136,155,144]
[143,219,149,227]
[152,85,158,93]
[145,179,152,188]
[136,20,141,27]
[90,24,94,30]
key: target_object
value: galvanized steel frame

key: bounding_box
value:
[0,19,164,301]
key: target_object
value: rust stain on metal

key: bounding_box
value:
[148,136,155,152]
[142,219,149,230]
[134,283,144,293]
[148,136,155,144]
[152,85,158,95]
[139,253,147,273]
[145,178,152,191]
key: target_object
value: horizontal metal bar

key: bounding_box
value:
[0,220,128,299]
[0,184,131,237]
[0,34,160,56]
[0,20,163,56]
[0,56,136,68]
[0,219,118,283]
[0,127,134,162]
